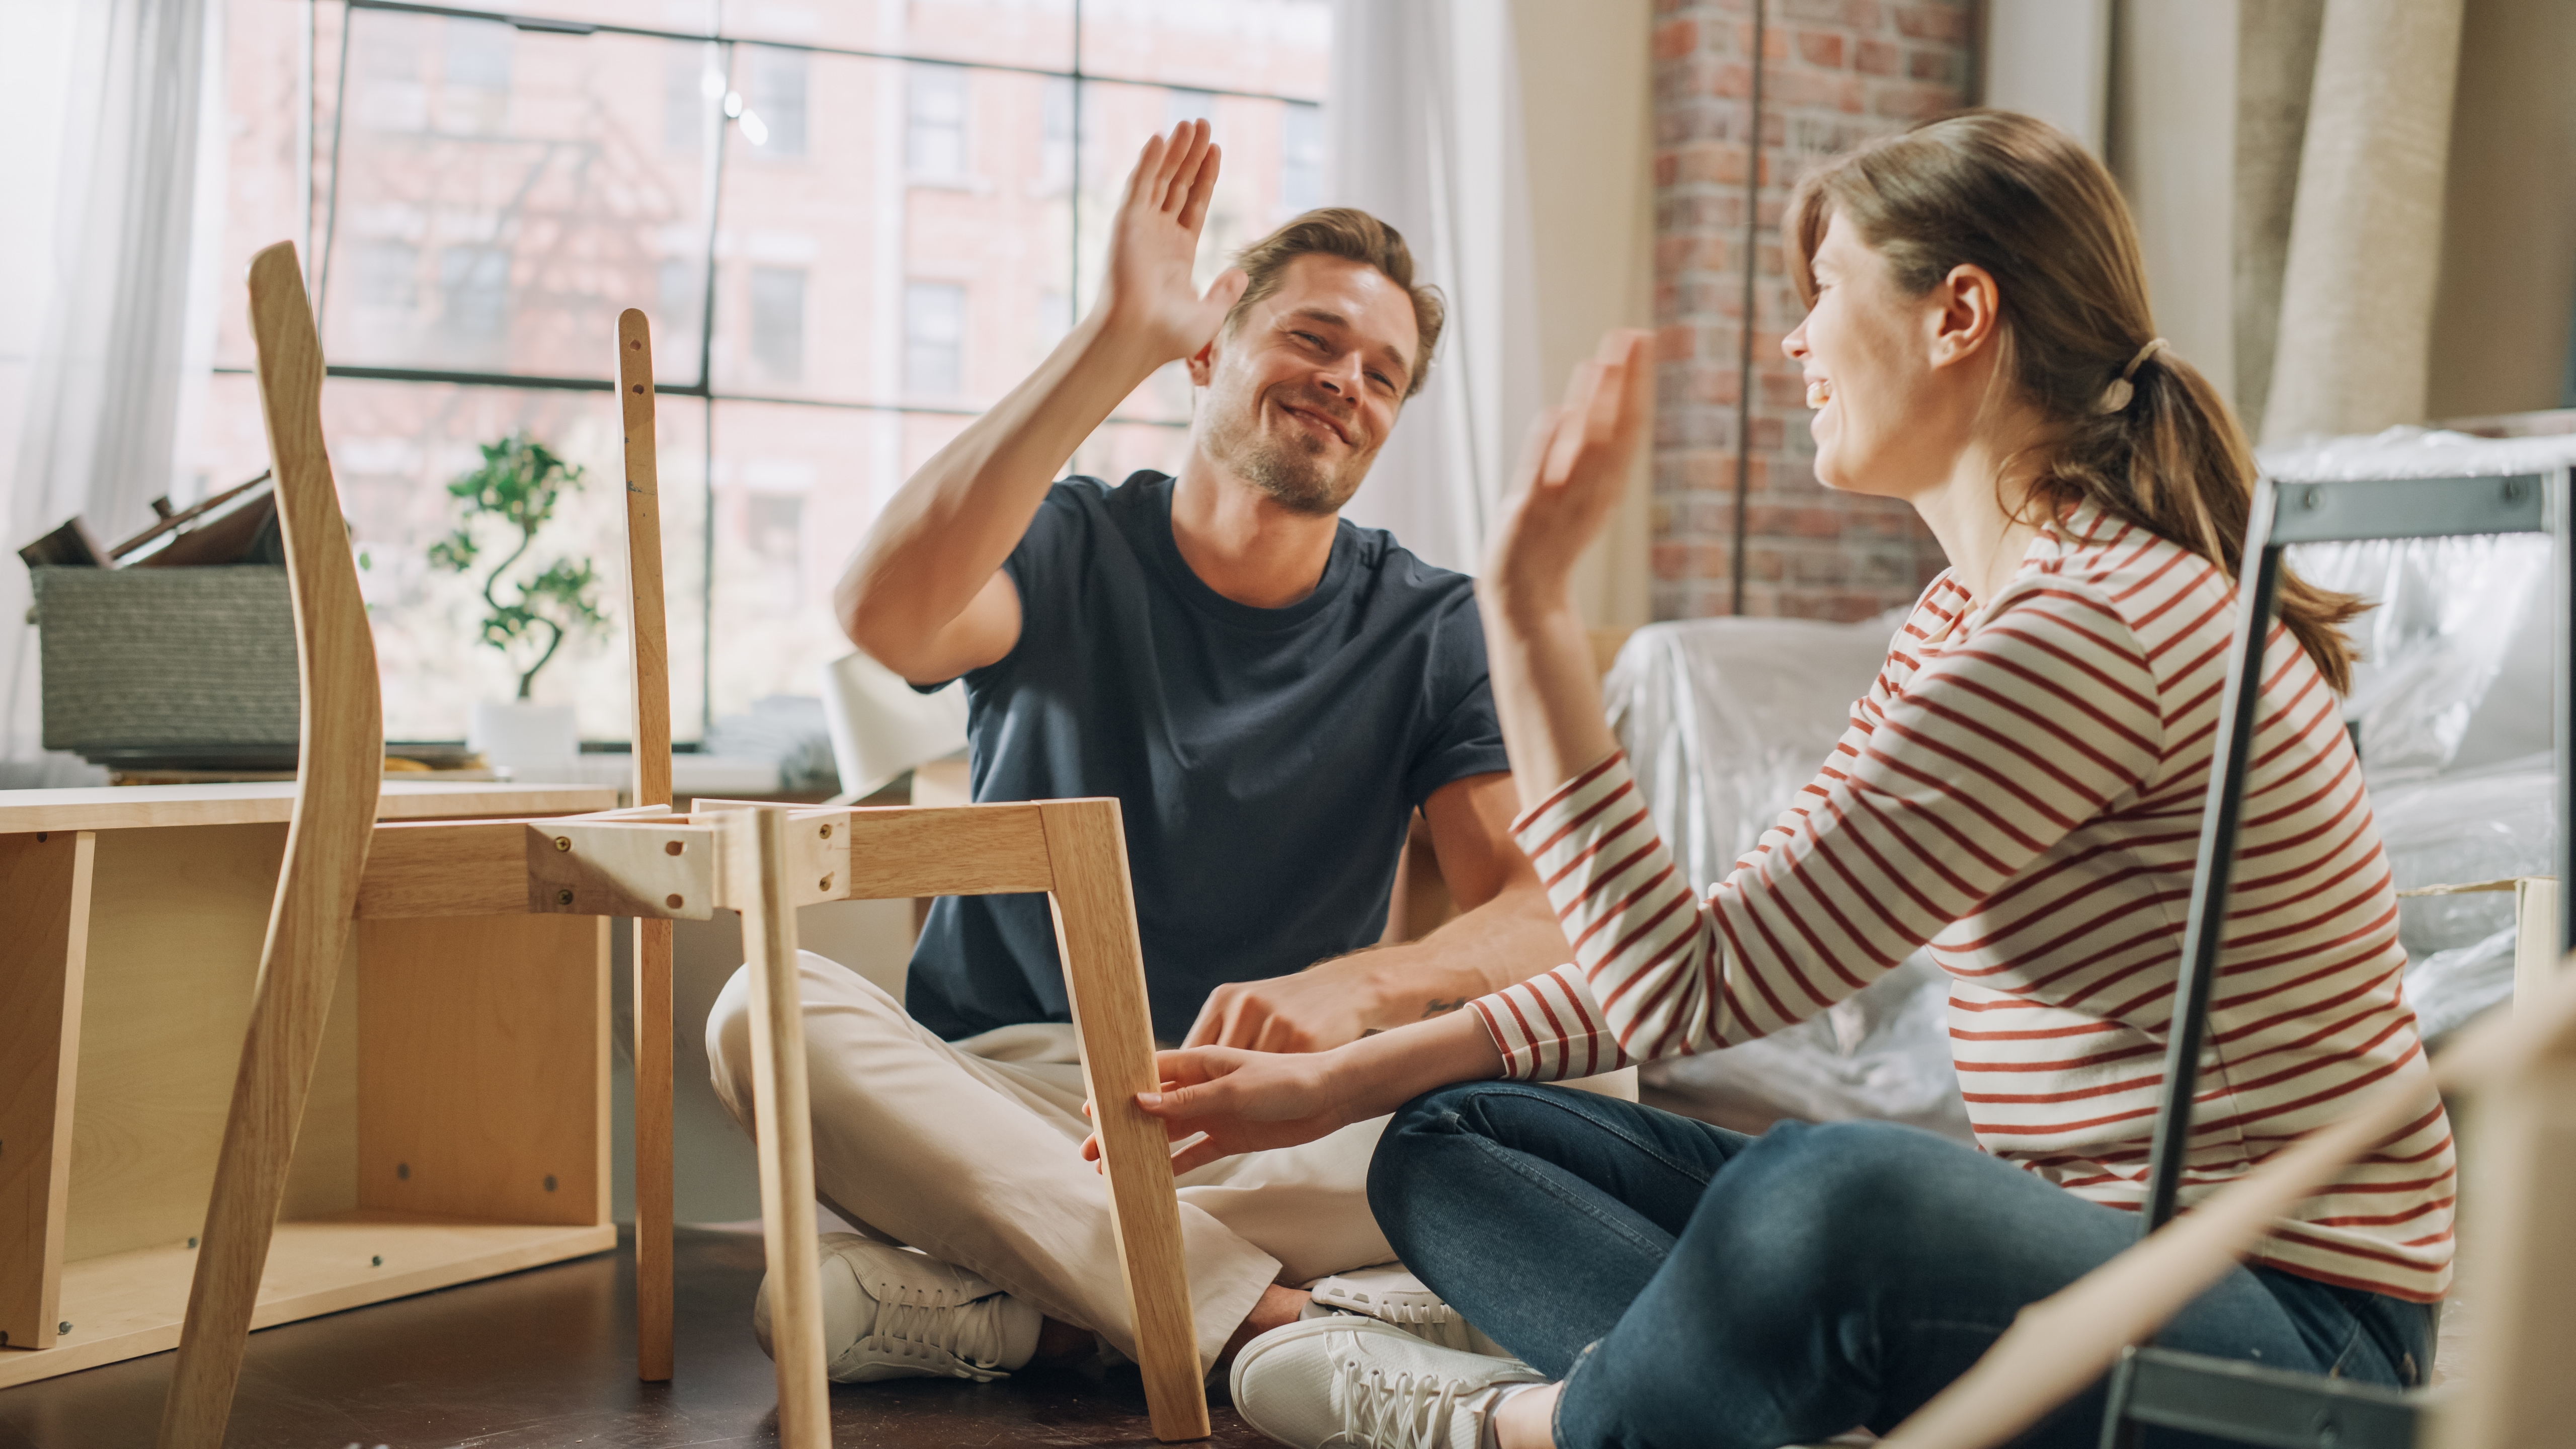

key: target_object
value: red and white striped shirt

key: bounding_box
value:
[1474,501,2454,1302]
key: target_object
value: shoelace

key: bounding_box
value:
[865,1279,1008,1369]
[1332,1358,1475,1449]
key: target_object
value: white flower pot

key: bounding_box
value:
[468,699,579,769]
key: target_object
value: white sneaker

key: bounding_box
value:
[752,1233,1042,1383]
[1231,1316,1546,1449]
[1301,1265,1513,1358]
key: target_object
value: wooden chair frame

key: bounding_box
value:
[158,245,1209,1446]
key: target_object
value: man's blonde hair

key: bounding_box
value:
[1223,208,1444,398]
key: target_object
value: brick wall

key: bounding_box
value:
[1649,0,1974,621]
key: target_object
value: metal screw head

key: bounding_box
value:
[556,888,575,906]
[553,835,572,852]
[2299,484,2323,510]
[188,1237,197,1248]
[2504,476,2529,503]
[543,1174,558,1192]
[665,893,684,909]
[664,839,684,856]
[58,1322,70,1336]
[819,874,833,893]
[396,1162,410,1180]
[371,1255,382,1267]
[819,823,832,839]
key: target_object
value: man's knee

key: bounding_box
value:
[703,950,907,1115]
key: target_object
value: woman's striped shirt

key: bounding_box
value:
[1471,501,2454,1302]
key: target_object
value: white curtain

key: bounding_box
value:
[1326,0,1543,577]
[2,0,227,777]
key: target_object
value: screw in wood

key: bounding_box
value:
[371,1255,382,1267]
[188,1237,197,1248]
[34,833,44,843]
[557,888,575,906]
[819,875,833,893]
[396,1162,410,1180]
[58,1323,70,1335]
[819,823,832,839]
[666,893,683,909]
[544,1175,558,1191]
[664,839,684,855]
[554,836,572,851]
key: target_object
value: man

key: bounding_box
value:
[705,121,1580,1385]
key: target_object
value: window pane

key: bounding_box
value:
[705,400,904,723]
[710,52,1069,409]
[721,0,1075,72]
[1078,0,1330,99]
[185,374,710,743]
[212,0,321,372]
[315,12,713,385]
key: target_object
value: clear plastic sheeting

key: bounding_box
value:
[1603,616,1897,888]
[1602,614,1975,1136]
[2288,535,2551,781]
[1638,954,1977,1142]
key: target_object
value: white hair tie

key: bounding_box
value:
[2098,337,2167,413]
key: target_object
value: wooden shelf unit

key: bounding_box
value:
[1,782,619,1390]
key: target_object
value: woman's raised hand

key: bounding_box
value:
[1484,330,1656,604]
[1081,1045,1350,1177]
[1093,120,1249,365]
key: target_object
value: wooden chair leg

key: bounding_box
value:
[722,808,830,1448]
[0,829,94,1353]
[616,307,677,1383]
[160,241,383,1448]
[1039,799,1211,1441]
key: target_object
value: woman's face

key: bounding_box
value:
[1782,212,1962,502]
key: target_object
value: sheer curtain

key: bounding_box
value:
[1325,0,1543,578]
[1,0,227,779]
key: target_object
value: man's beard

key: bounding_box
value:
[1205,389,1369,517]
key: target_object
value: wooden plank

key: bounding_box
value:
[2443,999,2576,1449]
[618,305,678,1384]
[69,825,359,1264]
[160,240,385,1449]
[355,819,716,920]
[836,804,1054,899]
[0,781,612,834]
[0,830,94,1352]
[1038,799,1210,1441]
[722,808,830,1449]
[353,821,526,918]
[355,916,609,1228]
[0,1216,615,1390]
[2513,875,2559,1004]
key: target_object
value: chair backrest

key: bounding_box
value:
[159,242,384,1447]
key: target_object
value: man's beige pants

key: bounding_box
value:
[706,951,1394,1367]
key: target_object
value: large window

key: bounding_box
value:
[196,0,1331,743]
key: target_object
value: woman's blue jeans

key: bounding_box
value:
[1366,1083,2435,1449]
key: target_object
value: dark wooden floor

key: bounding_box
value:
[0,1227,1269,1448]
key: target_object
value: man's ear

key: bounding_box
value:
[1184,335,1220,387]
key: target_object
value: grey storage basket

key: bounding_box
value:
[32,566,301,769]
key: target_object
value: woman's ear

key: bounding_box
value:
[1927,262,2002,369]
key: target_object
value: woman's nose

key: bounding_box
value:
[1781,324,1808,361]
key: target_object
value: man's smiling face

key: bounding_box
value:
[1192,252,1419,516]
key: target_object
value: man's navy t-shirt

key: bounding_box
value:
[904,471,1509,1043]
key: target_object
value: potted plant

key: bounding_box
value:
[429,432,606,767]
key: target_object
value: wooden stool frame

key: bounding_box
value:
[154,244,1209,1446]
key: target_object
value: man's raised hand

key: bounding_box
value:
[1095,120,1249,365]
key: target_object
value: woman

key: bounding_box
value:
[1109,111,2449,1449]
